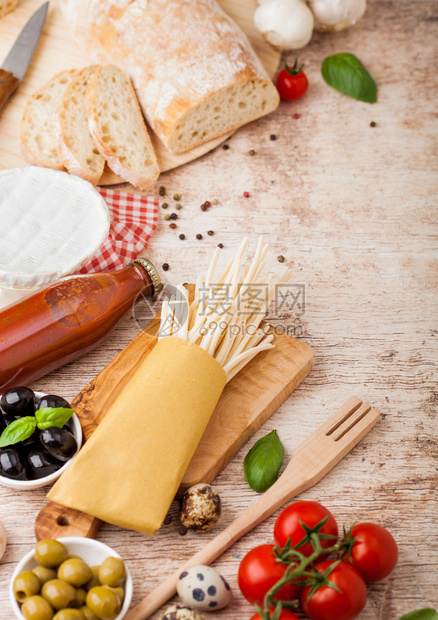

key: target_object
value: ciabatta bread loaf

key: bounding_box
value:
[60,0,280,154]
[56,65,105,185]
[21,69,76,169]
[86,64,159,190]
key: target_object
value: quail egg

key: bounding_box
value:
[176,565,232,611]
[160,603,203,619]
[179,484,221,532]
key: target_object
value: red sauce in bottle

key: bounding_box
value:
[0,260,158,391]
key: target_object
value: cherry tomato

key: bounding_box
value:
[276,60,308,101]
[342,522,398,582]
[250,608,300,620]
[238,544,301,605]
[301,561,367,620]
[274,501,338,557]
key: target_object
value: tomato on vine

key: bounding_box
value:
[238,544,301,605]
[250,608,300,620]
[340,522,398,582]
[274,501,338,558]
[301,560,367,620]
[276,59,309,101]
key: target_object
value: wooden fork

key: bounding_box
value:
[125,397,380,620]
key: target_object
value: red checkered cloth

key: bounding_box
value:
[78,188,158,273]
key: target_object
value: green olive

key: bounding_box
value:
[86,586,121,620]
[35,540,69,568]
[98,558,126,587]
[32,566,58,586]
[73,588,87,608]
[58,559,92,587]
[84,567,100,591]
[53,610,85,620]
[13,571,41,602]
[103,586,124,605]
[41,579,76,610]
[21,595,54,620]
[80,607,98,620]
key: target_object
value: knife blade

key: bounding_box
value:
[0,2,49,113]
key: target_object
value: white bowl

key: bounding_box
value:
[10,537,133,620]
[0,391,82,490]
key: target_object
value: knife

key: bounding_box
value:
[0,2,49,113]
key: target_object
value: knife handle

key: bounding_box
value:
[0,68,20,112]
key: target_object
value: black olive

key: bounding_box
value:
[0,387,35,418]
[0,414,5,435]
[17,429,41,459]
[40,427,78,462]
[0,448,27,480]
[36,394,71,411]
[27,450,62,479]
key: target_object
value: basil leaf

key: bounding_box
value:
[0,416,37,447]
[399,610,438,620]
[322,53,377,103]
[244,430,284,493]
[35,407,74,430]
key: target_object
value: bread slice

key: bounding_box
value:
[86,65,159,190]
[56,65,105,185]
[0,0,18,19]
[21,70,76,169]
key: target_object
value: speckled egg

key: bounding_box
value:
[179,483,221,532]
[177,565,232,611]
[159,603,204,620]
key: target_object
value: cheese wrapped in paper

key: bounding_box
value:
[48,337,226,535]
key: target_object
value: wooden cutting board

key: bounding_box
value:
[0,0,280,185]
[35,305,314,540]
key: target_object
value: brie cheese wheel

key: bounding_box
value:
[0,167,110,288]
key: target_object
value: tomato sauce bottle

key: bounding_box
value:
[0,258,161,391]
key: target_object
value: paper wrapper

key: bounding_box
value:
[48,338,227,535]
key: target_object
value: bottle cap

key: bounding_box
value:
[132,258,162,301]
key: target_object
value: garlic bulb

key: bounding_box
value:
[307,0,367,32]
[254,0,314,50]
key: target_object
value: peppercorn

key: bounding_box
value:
[208,230,214,236]
[159,186,166,196]
[212,198,219,205]
[196,234,203,240]
[164,214,170,221]
[270,134,277,141]
[218,243,224,249]
[243,191,250,198]
[162,263,169,271]
[278,255,285,263]
[370,121,376,127]
[204,201,211,207]
[169,223,177,229]
[170,213,178,220]
[222,144,229,150]
[249,150,256,156]
[162,202,169,209]
[173,193,181,200]
[179,234,185,240]
[200,204,208,211]
[175,203,182,210]
[293,113,300,120]
[163,513,172,525]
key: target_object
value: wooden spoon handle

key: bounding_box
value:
[124,469,308,620]
[35,502,101,541]
[0,68,19,112]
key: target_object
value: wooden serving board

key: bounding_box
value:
[35,308,314,540]
[0,0,280,185]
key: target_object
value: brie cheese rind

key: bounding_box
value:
[0,167,110,289]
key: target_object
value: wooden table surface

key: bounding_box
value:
[1,1,437,619]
